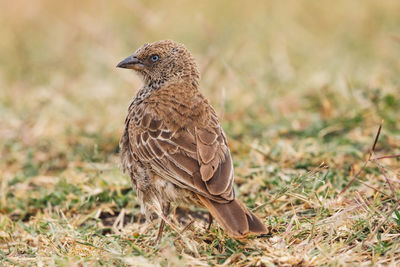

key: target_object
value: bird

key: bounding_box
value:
[117,40,267,243]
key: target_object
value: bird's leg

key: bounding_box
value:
[155,219,165,245]
[207,212,213,230]
[155,202,170,244]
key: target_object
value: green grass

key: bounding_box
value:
[1,0,400,265]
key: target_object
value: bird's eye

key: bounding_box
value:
[151,55,159,62]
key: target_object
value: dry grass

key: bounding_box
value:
[1,0,400,266]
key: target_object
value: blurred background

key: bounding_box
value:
[1,0,399,158]
[1,0,399,264]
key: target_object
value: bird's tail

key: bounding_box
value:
[197,195,267,238]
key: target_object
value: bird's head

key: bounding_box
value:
[117,40,200,89]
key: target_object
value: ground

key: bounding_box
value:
[1,0,400,266]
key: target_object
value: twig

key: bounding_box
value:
[376,154,400,160]
[339,123,382,195]
[181,219,195,234]
[370,152,398,200]
[371,123,382,152]
[356,180,393,200]
[339,160,370,196]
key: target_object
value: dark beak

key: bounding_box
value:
[116,54,144,70]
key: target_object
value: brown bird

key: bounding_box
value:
[117,40,267,243]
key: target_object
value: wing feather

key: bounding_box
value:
[127,105,234,202]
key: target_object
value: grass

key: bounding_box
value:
[1,0,400,266]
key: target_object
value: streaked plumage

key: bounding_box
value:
[117,40,267,241]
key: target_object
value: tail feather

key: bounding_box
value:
[198,195,267,238]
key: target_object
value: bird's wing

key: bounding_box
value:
[127,105,234,203]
